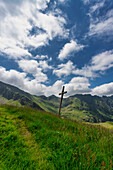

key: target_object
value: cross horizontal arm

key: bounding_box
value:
[59,91,67,95]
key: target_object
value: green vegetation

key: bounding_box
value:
[61,94,113,122]
[33,95,60,113]
[0,95,21,107]
[87,121,113,130]
[0,105,113,169]
[1,81,113,122]
[35,94,113,123]
[0,81,43,110]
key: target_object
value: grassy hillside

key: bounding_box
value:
[0,81,43,110]
[1,81,113,122]
[34,94,113,122]
[0,105,113,169]
[61,94,113,122]
[33,95,60,113]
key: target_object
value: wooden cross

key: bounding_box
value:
[59,86,67,116]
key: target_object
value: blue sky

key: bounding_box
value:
[0,0,113,97]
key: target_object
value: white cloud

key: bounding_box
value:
[88,4,113,37]
[65,77,91,97]
[73,50,113,78]
[53,60,75,77]
[45,80,64,97]
[42,77,91,97]
[73,67,95,78]
[0,0,68,59]
[18,59,40,74]
[38,60,53,71]
[1,65,113,97]
[35,12,68,40]
[54,50,113,79]
[58,40,84,60]
[0,66,28,89]
[0,66,48,96]
[90,1,105,13]
[92,82,113,96]
[0,66,64,96]
[0,2,49,59]
[35,0,50,10]
[26,34,49,48]
[89,17,113,36]
[0,37,31,59]
[18,60,49,82]
[91,50,113,71]
[58,0,68,4]
[35,55,48,60]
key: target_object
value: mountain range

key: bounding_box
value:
[0,81,113,123]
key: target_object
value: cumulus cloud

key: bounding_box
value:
[0,1,48,59]
[73,67,95,78]
[0,66,91,97]
[73,50,113,78]
[18,59,52,71]
[54,50,113,79]
[46,77,91,97]
[35,0,50,10]
[90,50,113,71]
[65,77,91,97]
[0,66,64,96]
[0,38,31,59]
[53,60,75,77]
[0,0,68,59]
[88,4,113,37]
[35,12,68,40]
[89,17,113,36]
[58,40,84,60]
[45,80,64,96]
[92,82,113,96]
[1,65,113,97]
[18,60,49,82]
[38,60,53,71]
[34,55,48,60]
[18,59,53,82]
[0,66,48,96]
[0,66,27,88]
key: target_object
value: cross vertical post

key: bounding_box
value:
[59,86,67,116]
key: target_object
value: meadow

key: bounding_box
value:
[0,105,113,169]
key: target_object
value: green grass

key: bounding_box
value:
[0,105,113,169]
[32,96,59,113]
[86,121,113,130]
[0,95,21,107]
[61,108,94,122]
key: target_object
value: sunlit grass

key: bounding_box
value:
[0,105,113,169]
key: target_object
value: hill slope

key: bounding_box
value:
[0,105,113,169]
[0,81,43,110]
[1,81,113,122]
[35,94,113,122]
[61,94,113,122]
